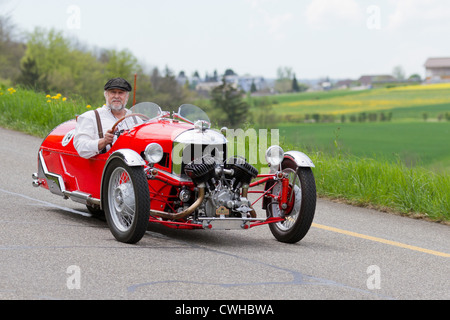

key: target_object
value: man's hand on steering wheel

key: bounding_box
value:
[98,129,114,152]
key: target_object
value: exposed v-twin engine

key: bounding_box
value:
[184,156,258,218]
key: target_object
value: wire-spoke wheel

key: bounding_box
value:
[103,159,150,244]
[267,158,316,244]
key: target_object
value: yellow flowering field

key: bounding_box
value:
[389,83,450,91]
[275,84,450,118]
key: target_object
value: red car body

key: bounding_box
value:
[33,103,316,244]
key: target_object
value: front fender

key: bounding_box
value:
[263,150,315,209]
[100,149,146,210]
[106,149,146,167]
[284,151,315,168]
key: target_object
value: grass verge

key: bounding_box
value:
[307,151,450,222]
[0,86,90,137]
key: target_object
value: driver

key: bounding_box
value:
[74,77,133,159]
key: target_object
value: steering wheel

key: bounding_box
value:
[111,113,150,132]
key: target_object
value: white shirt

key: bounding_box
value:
[74,105,133,159]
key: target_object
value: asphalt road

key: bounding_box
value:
[0,127,449,301]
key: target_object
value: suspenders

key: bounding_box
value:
[94,109,107,154]
[94,108,129,155]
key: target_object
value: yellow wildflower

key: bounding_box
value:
[46,94,51,98]
[86,105,92,109]
[47,100,52,103]
[62,97,67,102]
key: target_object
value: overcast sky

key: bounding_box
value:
[2,0,450,80]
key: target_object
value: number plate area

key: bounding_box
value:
[198,217,268,230]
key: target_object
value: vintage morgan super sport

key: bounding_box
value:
[32,102,316,244]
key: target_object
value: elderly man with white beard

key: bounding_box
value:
[74,77,133,159]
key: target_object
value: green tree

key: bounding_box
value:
[17,57,40,88]
[392,65,405,80]
[250,80,257,93]
[0,15,26,83]
[275,66,293,93]
[147,66,195,111]
[103,48,139,80]
[292,73,300,92]
[19,28,78,92]
[224,68,237,76]
[409,74,422,82]
[19,27,109,103]
[211,78,249,128]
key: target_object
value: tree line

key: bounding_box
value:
[0,15,198,109]
[1,15,261,128]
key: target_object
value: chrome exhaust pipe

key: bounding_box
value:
[151,186,205,221]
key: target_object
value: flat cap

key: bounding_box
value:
[104,77,132,92]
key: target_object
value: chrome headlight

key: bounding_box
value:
[144,143,164,164]
[265,146,285,167]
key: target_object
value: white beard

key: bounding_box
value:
[110,103,125,111]
[107,98,128,111]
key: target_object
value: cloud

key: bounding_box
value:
[246,0,293,39]
[263,12,293,39]
[387,0,450,31]
[305,0,364,29]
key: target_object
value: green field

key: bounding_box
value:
[258,84,450,173]
[280,121,450,172]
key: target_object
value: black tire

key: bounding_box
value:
[86,204,105,221]
[267,158,316,244]
[102,159,150,244]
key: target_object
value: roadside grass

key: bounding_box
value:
[1,86,449,222]
[0,86,90,137]
[306,150,450,222]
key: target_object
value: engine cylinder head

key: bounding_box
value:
[184,156,216,185]
[225,157,259,186]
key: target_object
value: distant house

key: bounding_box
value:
[335,79,355,89]
[358,75,396,87]
[424,57,450,83]
[225,75,267,92]
[195,81,222,92]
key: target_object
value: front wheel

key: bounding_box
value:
[267,159,316,244]
[102,159,150,244]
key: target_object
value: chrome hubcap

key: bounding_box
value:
[108,168,136,232]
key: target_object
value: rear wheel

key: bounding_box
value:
[86,204,105,220]
[267,159,316,244]
[102,159,150,244]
